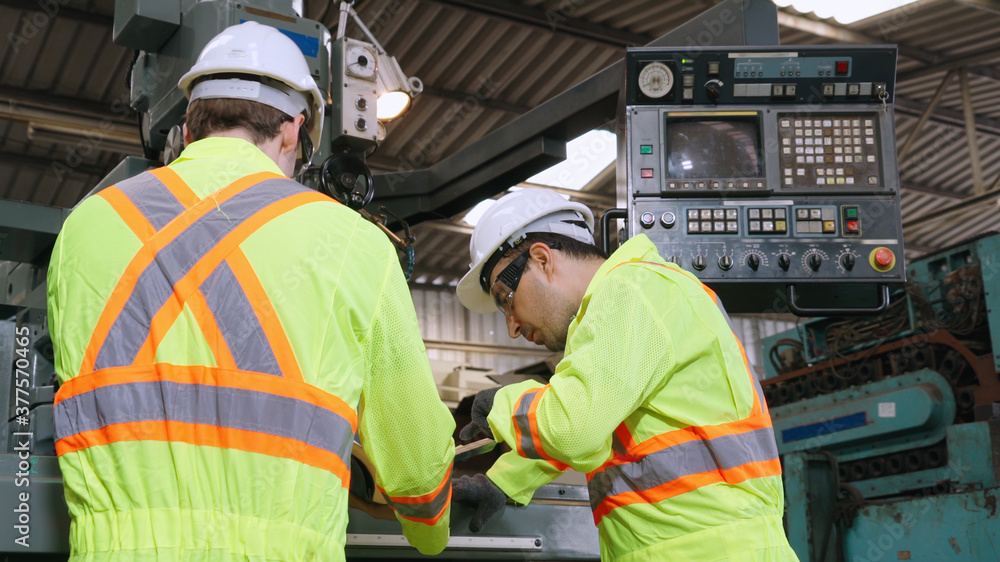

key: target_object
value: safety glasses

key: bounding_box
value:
[488,251,530,316]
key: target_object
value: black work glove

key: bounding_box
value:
[452,474,508,532]
[459,386,501,442]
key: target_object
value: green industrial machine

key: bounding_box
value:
[761,232,1000,561]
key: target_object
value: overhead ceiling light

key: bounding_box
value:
[376,53,423,121]
[336,2,423,122]
[526,130,617,191]
[772,0,921,24]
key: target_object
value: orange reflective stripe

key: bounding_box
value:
[614,423,637,452]
[187,289,239,370]
[80,171,281,375]
[100,169,239,369]
[55,420,351,486]
[150,166,200,209]
[54,363,357,431]
[136,190,327,370]
[590,410,775,473]
[225,249,303,382]
[378,462,453,525]
[99,186,156,241]
[511,386,570,470]
[591,457,782,523]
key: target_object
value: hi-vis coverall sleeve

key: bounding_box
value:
[486,270,676,474]
[487,449,565,505]
[358,251,455,555]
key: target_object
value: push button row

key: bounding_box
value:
[686,208,738,234]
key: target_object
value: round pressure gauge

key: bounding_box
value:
[346,44,377,80]
[638,62,674,98]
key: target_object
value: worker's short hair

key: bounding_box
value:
[185,97,294,145]
[499,232,606,268]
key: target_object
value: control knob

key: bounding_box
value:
[718,255,733,270]
[841,253,856,271]
[746,254,760,271]
[705,81,721,104]
[808,253,822,272]
[692,255,707,271]
[777,253,791,271]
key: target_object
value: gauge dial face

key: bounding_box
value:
[638,62,673,98]
[346,44,377,80]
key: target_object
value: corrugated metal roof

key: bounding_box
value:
[2,0,999,281]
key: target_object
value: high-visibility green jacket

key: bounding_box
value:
[486,234,797,562]
[47,137,455,561]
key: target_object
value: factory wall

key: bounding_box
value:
[411,287,796,379]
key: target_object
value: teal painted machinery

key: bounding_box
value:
[761,232,1000,561]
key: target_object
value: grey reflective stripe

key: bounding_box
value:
[116,172,187,231]
[382,484,450,521]
[53,380,353,467]
[587,426,780,510]
[694,273,767,410]
[611,429,628,456]
[201,261,282,376]
[94,178,310,371]
[750,371,767,410]
[514,388,544,459]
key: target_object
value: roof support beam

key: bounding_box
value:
[897,45,1000,83]
[958,68,985,194]
[422,84,531,115]
[0,149,110,178]
[897,70,953,163]
[901,182,964,200]
[956,0,1000,15]
[902,187,1000,232]
[0,85,135,124]
[894,94,1000,138]
[424,0,652,47]
[0,0,113,26]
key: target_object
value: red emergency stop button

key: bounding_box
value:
[836,61,849,75]
[870,247,895,272]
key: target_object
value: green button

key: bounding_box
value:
[640,145,653,154]
[846,207,858,218]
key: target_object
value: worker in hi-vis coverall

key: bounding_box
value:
[47,21,454,561]
[452,188,798,562]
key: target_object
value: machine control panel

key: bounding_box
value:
[625,46,904,314]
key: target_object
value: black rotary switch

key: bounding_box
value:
[747,254,760,271]
[719,255,733,270]
[705,82,721,103]
[808,253,822,272]
[778,253,791,271]
[692,255,707,271]
[841,253,856,271]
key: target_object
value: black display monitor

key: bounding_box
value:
[664,115,763,178]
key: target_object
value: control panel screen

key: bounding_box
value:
[665,115,762,179]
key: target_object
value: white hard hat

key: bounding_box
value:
[177,21,325,154]
[457,188,595,313]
